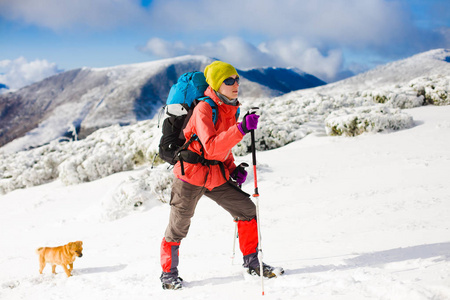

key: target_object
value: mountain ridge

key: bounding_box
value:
[0,55,325,151]
[317,48,450,92]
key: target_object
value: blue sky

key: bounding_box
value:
[0,0,449,91]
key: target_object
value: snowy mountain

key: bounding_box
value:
[321,48,450,90]
[0,49,448,195]
[0,55,325,152]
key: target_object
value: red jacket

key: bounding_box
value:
[173,86,244,190]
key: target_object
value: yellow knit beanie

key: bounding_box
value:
[204,61,239,91]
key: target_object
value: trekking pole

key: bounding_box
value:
[249,107,264,296]
[231,218,238,264]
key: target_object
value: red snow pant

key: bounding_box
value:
[161,179,259,274]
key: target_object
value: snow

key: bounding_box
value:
[3,53,448,194]
[0,48,449,299]
[1,104,450,300]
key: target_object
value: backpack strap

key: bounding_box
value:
[175,96,227,180]
[197,96,218,124]
[197,96,239,122]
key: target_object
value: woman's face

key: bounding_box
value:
[218,75,239,100]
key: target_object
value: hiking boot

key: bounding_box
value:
[248,263,284,278]
[160,273,183,290]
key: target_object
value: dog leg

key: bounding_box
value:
[52,264,57,274]
[39,257,45,274]
[69,263,73,271]
[62,265,72,277]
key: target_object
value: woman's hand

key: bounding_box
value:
[238,113,260,134]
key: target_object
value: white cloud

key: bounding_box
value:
[139,37,273,67]
[148,0,413,48]
[140,36,344,82]
[0,0,421,48]
[137,0,428,81]
[439,27,450,46]
[2,0,447,81]
[0,57,60,93]
[139,38,187,58]
[0,0,146,30]
[259,39,344,82]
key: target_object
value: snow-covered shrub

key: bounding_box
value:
[100,166,172,221]
[101,174,151,221]
[325,106,414,136]
[57,121,160,185]
[0,141,73,194]
[409,75,450,106]
[59,143,134,185]
[0,120,160,194]
[387,91,425,108]
[364,88,424,109]
[235,97,315,153]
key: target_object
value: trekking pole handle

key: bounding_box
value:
[237,162,249,186]
[248,107,260,197]
[249,106,259,115]
[236,162,249,171]
[234,162,249,189]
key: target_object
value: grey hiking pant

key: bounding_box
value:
[164,178,256,243]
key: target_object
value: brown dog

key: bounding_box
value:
[36,241,83,277]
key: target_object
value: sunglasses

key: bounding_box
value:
[223,77,240,86]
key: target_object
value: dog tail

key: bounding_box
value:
[36,247,44,254]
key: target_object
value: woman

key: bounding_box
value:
[160,61,282,290]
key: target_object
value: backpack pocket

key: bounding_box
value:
[159,115,188,165]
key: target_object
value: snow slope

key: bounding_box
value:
[1,105,449,300]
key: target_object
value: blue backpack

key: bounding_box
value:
[158,71,219,165]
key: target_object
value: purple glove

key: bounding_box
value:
[231,163,248,185]
[238,113,260,135]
